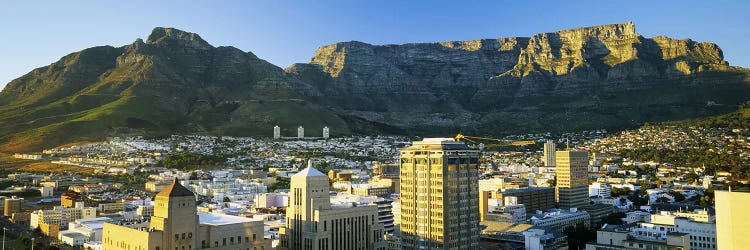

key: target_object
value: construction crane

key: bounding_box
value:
[454,133,536,149]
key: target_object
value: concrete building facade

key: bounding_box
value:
[555,150,589,209]
[493,187,556,214]
[399,138,480,250]
[279,161,386,250]
[3,196,22,216]
[102,178,270,250]
[715,190,750,250]
[543,140,556,167]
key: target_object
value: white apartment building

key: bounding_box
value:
[589,182,611,198]
[30,203,97,230]
[530,208,590,232]
[59,217,112,246]
[486,204,527,224]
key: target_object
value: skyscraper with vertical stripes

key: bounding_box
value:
[399,138,480,250]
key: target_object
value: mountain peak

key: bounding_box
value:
[146,27,213,49]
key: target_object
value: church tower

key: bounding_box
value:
[151,178,199,250]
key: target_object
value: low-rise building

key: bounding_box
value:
[30,203,96,230]
[524,228,568,250]
[486,204,527,224]
[530,208,590,232]
[97,202,125,214]
[349,184,390,197]
[494,187,556,214]
[589,182,611,198]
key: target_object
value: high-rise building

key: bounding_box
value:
[555,150,589,209]
[543,140,556,167]
[297,126,304,138]
[323,126,330,138]
[102,179,270,250]
[399,138,480,250]
[274,125,281,139]
[4,196,22,216]
[716,190,750,250]
[280,160,386,250]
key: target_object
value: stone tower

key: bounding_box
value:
[150,178,199,250]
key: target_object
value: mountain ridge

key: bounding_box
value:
[1,23,749,152]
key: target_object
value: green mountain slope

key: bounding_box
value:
[0,28,370,152]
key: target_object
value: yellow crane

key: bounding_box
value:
[454,133,536,148]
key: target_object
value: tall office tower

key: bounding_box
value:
[555,150,589,209]
[323,126,330,138]
[716,190,750,249]
[543,140,556,167]
[297,126,304,138]
[399,138,480,250]
[281,160,385,250]
[274,125,281,139]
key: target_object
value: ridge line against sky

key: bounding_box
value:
[1,0,749,89]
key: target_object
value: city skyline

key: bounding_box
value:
[2,1,750,89]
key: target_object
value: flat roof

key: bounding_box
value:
[198,212,257,226]
[60,231,87,238]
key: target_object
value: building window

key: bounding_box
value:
[175,234,179,240]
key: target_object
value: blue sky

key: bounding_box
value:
[1,1,748,89]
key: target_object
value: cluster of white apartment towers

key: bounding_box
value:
[273,125,329,139]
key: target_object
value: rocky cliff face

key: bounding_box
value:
[288,22,749,134]
[0,28,358,151]
[1,24,748,151]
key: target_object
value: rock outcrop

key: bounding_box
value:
[288,22,749,134]
[1,23,749,151]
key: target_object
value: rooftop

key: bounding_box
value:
[74,217,112,229]
[59,231,87,239]
[156,178,194,197]
[293,160,326,177]
[403,138,473,150]
[198,212,257,226]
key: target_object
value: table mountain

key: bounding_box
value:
[288,22,750,135]
[1,23,749,151]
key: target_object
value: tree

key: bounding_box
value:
[563,223,595,250]
[668,190,685,202]
[656,196,671,203]
[685,172,699,184]
[602,212,626,225]
[611,187,630,196]
[547,177,557,187]
[223,196,231,202]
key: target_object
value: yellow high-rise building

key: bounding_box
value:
[555,150,589,209]
[399,138,480,250]
[716,190,750,250]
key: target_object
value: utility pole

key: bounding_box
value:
[30,237,34,250]
[2,227,6,250]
